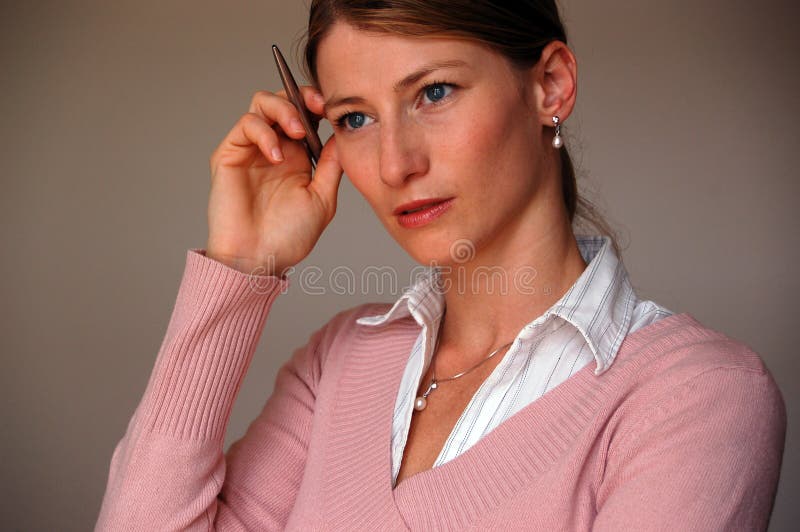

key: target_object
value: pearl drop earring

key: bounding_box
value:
[552,116,564,149]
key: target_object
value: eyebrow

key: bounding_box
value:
[323,59,468,115]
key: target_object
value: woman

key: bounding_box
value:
[96,1,786,530]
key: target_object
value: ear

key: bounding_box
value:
[529,40,577,125]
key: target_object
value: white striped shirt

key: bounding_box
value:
[355,235,674,486]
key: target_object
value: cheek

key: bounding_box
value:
[435,100,522,181]
[481,100,535,177]
[336,137,382,205]
[337,138,368,186]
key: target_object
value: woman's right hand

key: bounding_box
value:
[206,87,342,277]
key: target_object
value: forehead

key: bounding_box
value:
[315,22,506,94]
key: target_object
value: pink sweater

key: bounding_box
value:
[96,249,786,531]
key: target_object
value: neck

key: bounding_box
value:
[435,206,587,370]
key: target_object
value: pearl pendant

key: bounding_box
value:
[414,396,427,411]
[414,380,438,411]
[551,115,563,149]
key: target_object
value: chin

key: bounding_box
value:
[398,234,473,271]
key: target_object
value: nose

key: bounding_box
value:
[378,117,429,187]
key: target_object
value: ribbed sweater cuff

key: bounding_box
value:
[136,248,290,442]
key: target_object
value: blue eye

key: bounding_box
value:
[335,111,374,131]
[423,83,453,104]
[346,113,366,129]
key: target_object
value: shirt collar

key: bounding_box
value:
[355,235,637,375]
[354,263,445,330]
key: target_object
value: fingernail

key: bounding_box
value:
[271,147,284,162]
[290,118,304,133]
[313,92,325,106]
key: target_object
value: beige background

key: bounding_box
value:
[2,0,797,529]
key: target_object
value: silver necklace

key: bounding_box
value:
[414,310,515,412]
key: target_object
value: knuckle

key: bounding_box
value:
[250,89,271,104]
[241,112,261,127]
[209,144,221,163]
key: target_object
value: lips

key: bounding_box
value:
[393,197,451,215]
[394,198,455,228]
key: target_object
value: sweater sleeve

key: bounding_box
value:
[95,249,323,531]
[593,366,787,531]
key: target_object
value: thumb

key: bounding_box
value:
[310,134,344,217]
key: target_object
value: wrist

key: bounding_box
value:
[205,249,290,278]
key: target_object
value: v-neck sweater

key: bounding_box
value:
[96,249,787,531]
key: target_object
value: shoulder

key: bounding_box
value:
[595,315,787,530]
[621,312,775,381]
[612,313,786,436]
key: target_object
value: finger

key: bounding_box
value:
[307,135,343,220]
[221,112,286,165]
[276,86,324,129]
[299,86,326,120]
[273,86,324,116]
[248,90,307,140]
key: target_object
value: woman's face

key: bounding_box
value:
[316,22,551,267]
